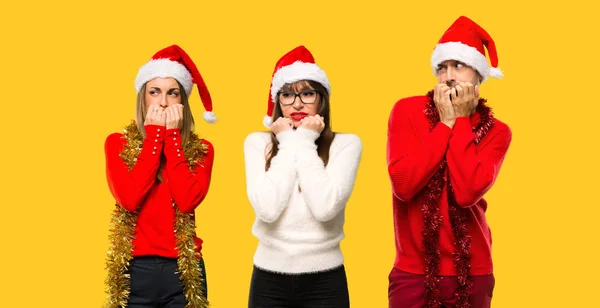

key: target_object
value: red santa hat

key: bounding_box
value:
[134,45,216,123]
[430,16,503,82]
[263,45,330,128]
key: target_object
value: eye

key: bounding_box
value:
[455,62,465,69]
[169,91,180,97]
[437,66,447,73]
[280,92,293,98]
[301,91,316,98]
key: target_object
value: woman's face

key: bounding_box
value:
[144,77,182,110]
[278,81,321,128]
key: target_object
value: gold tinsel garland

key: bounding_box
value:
[105,121,209,308]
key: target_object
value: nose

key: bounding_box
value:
[445,67,456,83]
[159,94,168,108]
[292,95,304,109]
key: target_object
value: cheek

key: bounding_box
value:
[438,74,448,83]
[145,94,157,109]
[280,107,291,118]
[458,71,477,83]
[167,96,182,106]
[307,104,319,116]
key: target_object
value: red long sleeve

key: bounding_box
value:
[387,95,511,276]
[446,117,512,207]
[164,128,215,213]
[105,125,165,212]
[387,97,453,201]
[104,125,212,258]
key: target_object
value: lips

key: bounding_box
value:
[290,112,308,121]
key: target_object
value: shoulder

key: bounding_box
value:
[332,133,362,152]
[105,132,125,150]
[198,138,215,154]
[389,95,429,119]
[244,131,272,148]
[492,118,511,133]
[333,133,361,145]
[199,137,213,148]
[491,118,512,142]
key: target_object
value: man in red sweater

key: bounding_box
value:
[386,16,512,308]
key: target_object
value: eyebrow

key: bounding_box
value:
[148,87,180,91]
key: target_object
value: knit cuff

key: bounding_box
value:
[275,129,296,150]
[295,127,320,149]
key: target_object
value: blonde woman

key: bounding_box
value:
[104,45,216,308]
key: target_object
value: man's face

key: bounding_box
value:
[436,60,481,87]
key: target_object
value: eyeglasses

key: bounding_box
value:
[278,90,319,106]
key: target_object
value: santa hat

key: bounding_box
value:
[134,45,216,123]
[431,16,503,82]
[263,45,330,128]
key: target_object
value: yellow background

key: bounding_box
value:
[1,1,597,307]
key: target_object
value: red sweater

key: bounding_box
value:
[105,124,214,258]
[386,95,511,276]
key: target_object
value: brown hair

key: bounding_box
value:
[265,80,335,171]
[135,81,196,181]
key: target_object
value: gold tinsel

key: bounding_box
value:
[105,121,209,308]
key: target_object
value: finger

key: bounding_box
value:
[167,107,175,123]
[440,86,450,101]
[173,106,181,122]
[436,85,445,102]
[444,89,452,103]
[464,82,473,95]
[455,85,463,98]
[176,104,184,119]
[147,104,158,118]
[474,85,480,97]
[434,83,444,95]
[162,109,169,123]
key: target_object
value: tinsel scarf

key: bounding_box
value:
[104,121,210,308]
[422,90,494,308]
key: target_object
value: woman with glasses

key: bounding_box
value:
[244,45,362,308]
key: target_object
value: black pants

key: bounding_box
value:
[126,256,208,308]
[248,265,350,308]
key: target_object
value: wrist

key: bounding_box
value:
[275,129,295,144]
[296,127,320,142]
[442,119,455,129]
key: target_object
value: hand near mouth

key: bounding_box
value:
[299,114,325,134]
[271,117,293,135]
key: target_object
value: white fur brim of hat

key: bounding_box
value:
[270,61,331,103]
[430,41,503,82]
[134,59,193,95]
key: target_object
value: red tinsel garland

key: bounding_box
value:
[421,90,495,308]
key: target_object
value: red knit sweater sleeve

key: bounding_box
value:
[164,128,214,214]
[105,125,165,212]
[386,98,453,201]
[446,117,512,207]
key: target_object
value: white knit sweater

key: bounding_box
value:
[244,127,362,274]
